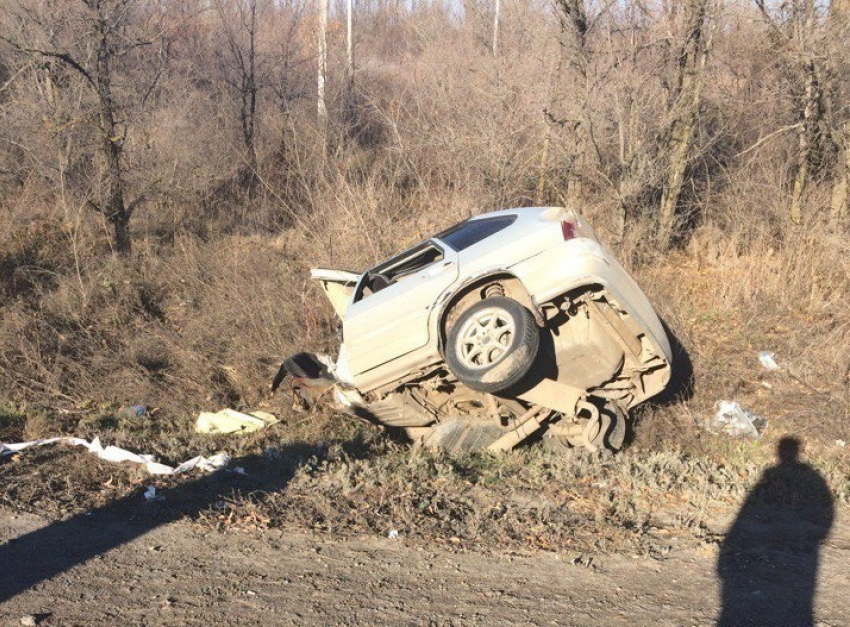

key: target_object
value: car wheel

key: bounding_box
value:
[445,296,539,393]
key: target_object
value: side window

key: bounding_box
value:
[435,215,517,252]
[354,242,445,302]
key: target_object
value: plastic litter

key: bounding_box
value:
[116,405,146,420]
[195,409,278,435]
[144,486,163,502]
[758,351,781,371]
[708,401,767,439]
[387,529,399,540]
[0,437,231,476]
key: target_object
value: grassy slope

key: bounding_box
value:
[1,226,848,554]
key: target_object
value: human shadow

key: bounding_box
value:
[716,437,834,627]
[0,439,359,604]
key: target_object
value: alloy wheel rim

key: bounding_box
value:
[456,307,515,369]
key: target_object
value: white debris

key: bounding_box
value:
[758,351,781,371]
[0,437,229,476]
[144,486,163,502]
[195,409,278,435]
[387,529,399,540]
[837,440,847,448]
[708,401,767,439]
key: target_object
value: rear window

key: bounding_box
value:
[435,215,517,252]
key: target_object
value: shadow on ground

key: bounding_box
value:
[717,437,834,627]
[0,439,369,604]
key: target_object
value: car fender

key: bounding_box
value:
[431,270,538,355]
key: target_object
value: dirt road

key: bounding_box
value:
[2,508,850,627]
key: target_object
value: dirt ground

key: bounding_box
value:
[2,504,850,627]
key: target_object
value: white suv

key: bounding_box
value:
[275,207,672,454]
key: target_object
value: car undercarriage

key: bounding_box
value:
[275,282,670,455]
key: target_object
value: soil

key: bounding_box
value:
[2,507,850,627]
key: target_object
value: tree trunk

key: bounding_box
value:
[790,58,820,224]
[658,0,710,248]
[553,0,590,207]
[241,0,259,194]
[828,0,849,223]
[95,14,131,255]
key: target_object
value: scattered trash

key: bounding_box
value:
[387,529,399,540]
[195,409,278,435]
[758,351,781,371]
[837,440,847,448]
[708,401,767,439]
[173,452,231,474]
[116,405,146,420]
[144,486,164,502]
[0,437,230,476]
[20,616,37,627]
[232,466,247,475]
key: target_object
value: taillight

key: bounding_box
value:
[561,219,577,240]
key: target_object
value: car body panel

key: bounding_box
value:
[343,243,459,376]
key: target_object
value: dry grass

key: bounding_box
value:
[2,192,849,557]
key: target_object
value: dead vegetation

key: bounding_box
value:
[0,0,849,553]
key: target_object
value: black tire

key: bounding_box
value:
[542,400,628,453]
[445,296,539,393]
[604,401,628,451]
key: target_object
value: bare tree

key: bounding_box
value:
[753,0,843,225]
[827,0,850,222]
[1,0,169,255]
[213,0,262,194]
[550,0,591,207]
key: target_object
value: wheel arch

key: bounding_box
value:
[436,273,538,355]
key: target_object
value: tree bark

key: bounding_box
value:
[553,0,590,208]
[658,0,710,248]
[94,10,131,255]
[789,58,819,225]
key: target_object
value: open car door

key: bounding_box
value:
[310,268,360,318]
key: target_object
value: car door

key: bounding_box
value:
[310,268,361,318]
[343,242,459,376]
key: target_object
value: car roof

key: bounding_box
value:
[468,206,557,221]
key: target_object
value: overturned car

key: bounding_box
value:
[274,207,672,454]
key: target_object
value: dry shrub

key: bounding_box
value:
[0,230,330,419]
[201,439,849,553]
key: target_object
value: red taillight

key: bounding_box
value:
[561,219,577,240]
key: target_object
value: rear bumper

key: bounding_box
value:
[508,238,672,365]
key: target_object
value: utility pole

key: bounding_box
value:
[317,0,329,144]
[493,0,501,57]
[347,0,354,77]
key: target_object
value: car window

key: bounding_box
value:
[434,215,517,252]
[354,241,445,302]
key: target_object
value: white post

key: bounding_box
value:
[347,0,354,77]
[493,0,501,57]
[317,0,329,136]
